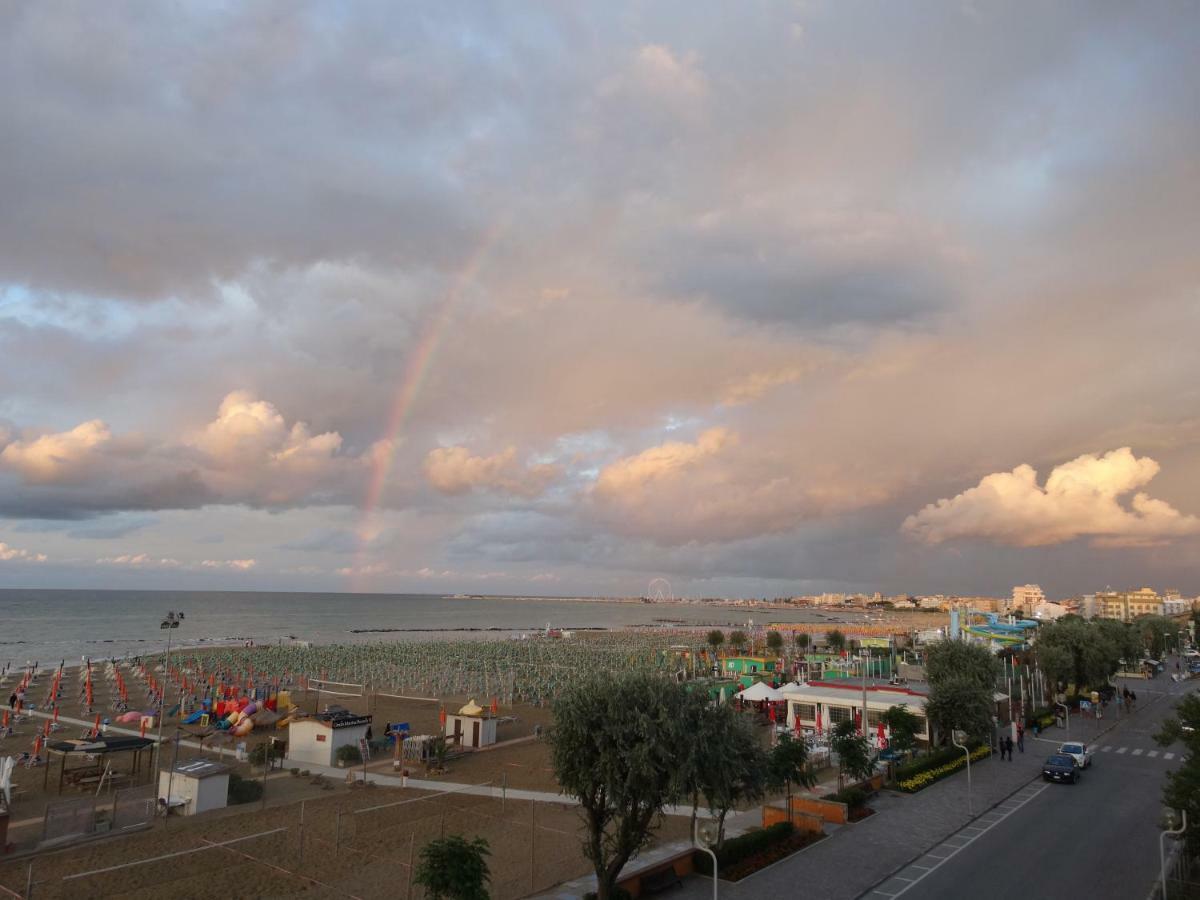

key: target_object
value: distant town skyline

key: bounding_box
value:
[2,4,1199,598]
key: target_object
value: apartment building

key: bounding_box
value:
[1097,587,1164,622]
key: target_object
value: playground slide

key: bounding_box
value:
[183,711,205,725]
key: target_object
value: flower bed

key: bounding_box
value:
[896,744,991,793]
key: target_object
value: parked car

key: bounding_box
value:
[1058,741,1093,768]
[1043,754,1080,784]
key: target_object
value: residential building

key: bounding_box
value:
[1097,587,1164,622]
[1010,584,1045,614]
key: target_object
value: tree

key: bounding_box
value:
[794,632,811,653]
[706,630,725,654]
[729,630,749,654]
[766,630,784,657]
[924,640,999,744]
[1033,619,1117,692]
[825,630,847,654]
[831,719,874,788]
[414,834,491,900]
[880,704,921,758]
[1156,693,1200,849]
[682,702,768,845]
[1094,618,1141,669]
[1138,615,1178,660]
[550,672,693,899]
[768,732,816,822]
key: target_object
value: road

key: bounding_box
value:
[864,666,1191,899]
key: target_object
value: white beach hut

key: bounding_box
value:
[444,700,497,749]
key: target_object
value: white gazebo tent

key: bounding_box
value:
[736,681,786,703]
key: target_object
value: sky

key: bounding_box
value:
[2,2,1199,600]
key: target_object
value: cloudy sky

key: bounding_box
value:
[2,2,1199,599]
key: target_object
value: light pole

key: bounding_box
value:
[951,729,972,816]
[1161,808,1187,899]
[154,611,184,807]
[1055,701,1069,738]
[695,818,720,900]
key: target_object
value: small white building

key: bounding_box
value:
[287,712,373,767]
[444,700,497,749]
[157,759,229,816]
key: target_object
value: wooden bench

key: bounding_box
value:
[640,865,682,895]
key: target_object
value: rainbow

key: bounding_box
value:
[352,227,501,591]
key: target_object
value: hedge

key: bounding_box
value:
[896,744,991,793]
[820,786,868,809]
[693,822,794,875]
[227,773,264,805]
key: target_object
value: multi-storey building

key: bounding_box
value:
[1097,587,1164,622]
[1009,584,1045,614]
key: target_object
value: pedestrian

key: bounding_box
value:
[1016,723,1025,753]
[6,693,14,710]
[1004,735,1014,761]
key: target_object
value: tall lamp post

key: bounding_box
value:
[154,611,184,807]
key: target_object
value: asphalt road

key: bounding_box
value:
[895,669,1191,900]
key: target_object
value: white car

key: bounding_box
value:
[1059,741,1093,769]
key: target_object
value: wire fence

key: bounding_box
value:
[0,778,592,899]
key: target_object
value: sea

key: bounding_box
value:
[0,589,838,668]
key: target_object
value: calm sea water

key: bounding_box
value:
[0,589,832,667]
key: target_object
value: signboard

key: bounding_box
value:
[860,637,891,649]
[328,715,372,730]
[358,737,371,762]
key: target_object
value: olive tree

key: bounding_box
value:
[826,630,847,654]
[924,640,999,744]
[831,719,875,789]
[766,630,784,657]
[550,672,694,900]
[768,732,816,821]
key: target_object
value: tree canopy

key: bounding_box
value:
[729,630,749,653]
[1033,618,1120,691]
[550,672,696,899]
[825,629,847,653]
[413,834,491,900]
[794,632,811,651]
[706,630,725,650]
[766,630,784,655]
[831,719,875,786]
[1156,693,1200,847]
[881,704,922,757]
[924,640,999,744]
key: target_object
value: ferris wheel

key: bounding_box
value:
[648,577,674,602]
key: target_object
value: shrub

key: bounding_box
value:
[336,743,363,765]
[821,786,867,809]
[693,822,794,875]
[248,742,286,767]
[227,773,264,805]
[290,767,300,776]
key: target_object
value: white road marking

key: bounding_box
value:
[1147,750,1159,758]
[874,782,1051,898]
[1165,752,1175,760]
[1116,747,1128,754]
[1100,745,1112,752]
[1132,748,1144,756]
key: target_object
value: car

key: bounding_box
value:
[1185,649,1200,658]
[1043,754,1080,784]
[1059,741,1093,768]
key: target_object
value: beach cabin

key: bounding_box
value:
[157,759,229,816]
[782,681,931,748]
[286,711,373,767]
[444,700,497,749]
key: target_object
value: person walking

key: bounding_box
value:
[1004,735,1014,761]
[1016,723,1025,753]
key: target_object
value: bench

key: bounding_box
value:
[640,865,682,895]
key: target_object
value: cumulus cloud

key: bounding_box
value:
[424,447,559,498]
[902,448,1200,548]
[594,428,732,495]
[1,420,114,483]
[201,558,257,570]
[97,554,180,568]
[0,542,48,563]
[0,391,368,517]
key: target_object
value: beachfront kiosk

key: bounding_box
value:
[157,759,229,817]
[287,710,373,768]
[444,700,497,749]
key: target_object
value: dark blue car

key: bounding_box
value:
[1043,753,1079,784]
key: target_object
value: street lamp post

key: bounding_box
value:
[951,729,972,816]
[1161,808,1187,899]
[154,611,184,812]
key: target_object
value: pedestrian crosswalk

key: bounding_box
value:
[1095,744,1174,760]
